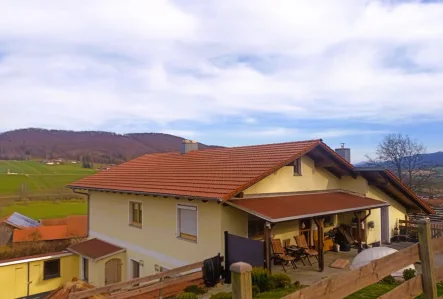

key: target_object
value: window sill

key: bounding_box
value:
[129,223,142,229]
[177,236,198,244]
[293,173,302,176]
[43,275,61,280]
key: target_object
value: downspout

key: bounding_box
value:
[27,262,30,297]
[72,189,91,237]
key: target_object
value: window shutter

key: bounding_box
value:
[179,206,197,237]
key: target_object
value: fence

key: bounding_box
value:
[399,219,443,239]
[68,258,222,299]
[280,218,443,299]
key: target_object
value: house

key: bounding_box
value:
[0,212,40,246]
[12,215,87,243]
[68,139,433,287]
[0,251,79,299]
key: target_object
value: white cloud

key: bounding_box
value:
[310,129,390,139]
[1,0,443,132]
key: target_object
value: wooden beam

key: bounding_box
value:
[354,210,371,253]
[315,160,335,168]
[264,222,272,273]
[314,217,325,272]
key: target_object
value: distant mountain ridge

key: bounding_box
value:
[0,128,217,163]
[356,151,443,167]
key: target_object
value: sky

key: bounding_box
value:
[1,0,443,163]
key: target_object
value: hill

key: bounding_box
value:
[356,151,443,168]
[0,128,215,163]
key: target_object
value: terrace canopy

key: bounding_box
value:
[227,190,389,271]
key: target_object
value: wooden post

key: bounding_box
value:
[355,213,362,253]
[264,222,271,273]
[417,218,437,299]
[230,262,253,299]
[314,217,325,272]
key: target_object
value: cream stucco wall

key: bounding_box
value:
[89,192,225,278]
[244,156,368,196]
[365,186,407,244]
[88,251,127,287]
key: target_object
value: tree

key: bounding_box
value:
[366,133,436,193]
[81,156,94,169]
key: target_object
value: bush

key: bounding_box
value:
[251,267,270,292]
[210,292,232,299]
[252,285,260,297]
[403,268,416,281]
[184,285,206,295]
[381,275,396,285]
[269,273,292,289]
[293,281,301,288]
[176,293,198,299]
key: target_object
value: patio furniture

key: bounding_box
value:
[285,245,306,266]
[271,238,297,272]
[294,235,319,266]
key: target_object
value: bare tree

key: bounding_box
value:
[366,133,436,193]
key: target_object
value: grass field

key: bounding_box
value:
[0,160,97,195]
[0,200,87,219]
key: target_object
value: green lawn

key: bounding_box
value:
[0,160,97,195]
[345,281,443,299]
[0,200,87,219]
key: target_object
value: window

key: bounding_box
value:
[177,205,197,242]
[131,260,140,279]
[83,257,89,282]
[293,158,302,175]
[130,201,143,227]
[43,259,60,280]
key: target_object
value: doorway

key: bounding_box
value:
[381,206,390,244]
[105,258,122,285]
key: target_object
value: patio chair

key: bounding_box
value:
[294,235,319,266]
[271,238,297,272]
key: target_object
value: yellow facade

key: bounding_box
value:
[0,253,79,299]
[89,192,235,279]
[86,154,410,284]
[87,251,127,287]
[365,186,407,244]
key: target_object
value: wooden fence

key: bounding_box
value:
[399,219,443,239]
[68,258,216,299]
[282,218,443,299]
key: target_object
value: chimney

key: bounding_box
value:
[335,143,351,163]
[180,139,198,154]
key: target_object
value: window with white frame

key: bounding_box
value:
[177,205,197,242]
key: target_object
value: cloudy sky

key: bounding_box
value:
[1,0,443,162]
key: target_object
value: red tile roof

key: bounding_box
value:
[12,215,88,243]
[68,238,125,260]
[69,139,354,201]
[228,191,389,222]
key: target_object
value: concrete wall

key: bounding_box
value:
[0,254,79,299]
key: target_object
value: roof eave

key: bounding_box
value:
[68,185,222,202]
